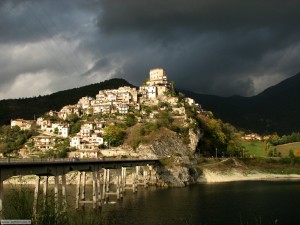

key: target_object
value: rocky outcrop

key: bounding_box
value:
[135,127,202,187]
[189,128,202,152]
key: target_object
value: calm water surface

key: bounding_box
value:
[100,181,300,225]
[5,180,300,225]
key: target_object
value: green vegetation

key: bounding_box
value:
[196,111,242,157]
[240,139,300,159]
[240,156,300,166]
[0,125,35,155]
[103,124,127,147]
[262,168,300,175]
[67,114,82,135]
[239,140,267,157]
[124,114,137,127]
[269,132,300,145]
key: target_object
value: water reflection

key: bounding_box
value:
[4,181,300,225]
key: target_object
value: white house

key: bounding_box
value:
[140,86,157,99]
[77,96,94,109]
[88,134,104,146]
[11,119,34,130]
[59,127,69,138]
[47,123,69,138]
[33,135,55,150]
[70,136,81,148]
[118,103,129,114]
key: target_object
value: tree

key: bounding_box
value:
[125,114,137,127]
[69,121,82,135]
[66,113,79,123]
[226,141,243,157]
[103,125,126,147]
[0,143,9,154]
[289,149,295,166]
[178,92,185,103]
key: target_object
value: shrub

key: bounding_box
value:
[125,114,137,127]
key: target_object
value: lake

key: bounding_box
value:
[100,181,300,225]
[4,180,300,225]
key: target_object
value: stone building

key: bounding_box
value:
[140,68,171,99]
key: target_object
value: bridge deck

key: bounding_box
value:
[0,158,159,180]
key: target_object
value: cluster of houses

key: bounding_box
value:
[69,121,105,158]
[241,133,270,141]
[10,68,201,158]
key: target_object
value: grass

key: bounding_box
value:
[4,184,113,225]
[275,142,300,157]
[262,168,300,175]
[239,140,267,157]
[239,140,300,158]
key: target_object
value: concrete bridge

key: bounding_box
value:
[0,158,159,219]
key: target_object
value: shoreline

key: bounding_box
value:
[4,169,300,186]
[198,169,300,183]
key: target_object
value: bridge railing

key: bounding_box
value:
[0,157,158,164]
[0,157,70,163]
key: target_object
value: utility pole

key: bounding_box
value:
[215,148,218,159]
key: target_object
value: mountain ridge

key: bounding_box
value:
[182,72,300,135]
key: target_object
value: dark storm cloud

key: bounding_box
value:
[1,0,300,99]
[99,0,300,33]
[96,0,300,96]
[0,0,95,99]
[81,57,114,77]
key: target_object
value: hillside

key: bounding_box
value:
[0,78,134,125]
[2,71,300,135]
[182,72,300,135]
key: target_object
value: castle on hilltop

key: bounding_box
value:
[140,68,171,99]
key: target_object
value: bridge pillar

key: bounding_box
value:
[54,176,59,213]
[61,174,67,211]
[143,169,148,188]
[76,171,89,209]
[136,166,140,179]
[92,171,98,209]
[106,169,110,193]
[43,176,48,210]
[75,171,82,209]
[97,171,102,207]
[0,173,3,219]
[33,176,40,220]
[121,167,126,196]
[148,165,156,185]
[116,169,121,200]
[102,169,106,201]
[119,168,123,198]
[120,167,124,199]
[103,169,110,202]
[132,169,137,193]
[81,172,86,208]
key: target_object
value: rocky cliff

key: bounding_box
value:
[135,127,202,187]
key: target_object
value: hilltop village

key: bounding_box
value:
[9,68,203,159]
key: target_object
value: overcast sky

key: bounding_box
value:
[1,0,300,100]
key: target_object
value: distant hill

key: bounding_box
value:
[182,72,300,135]
[0,78,134,125]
